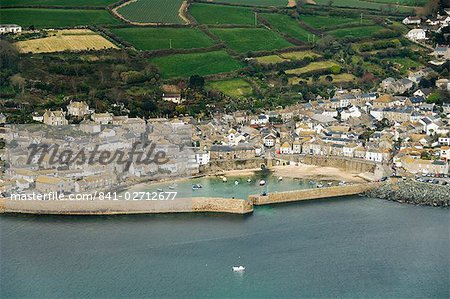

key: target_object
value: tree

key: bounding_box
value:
[10,74,25,94]
[189,75,205,90]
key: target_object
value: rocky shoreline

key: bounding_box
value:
[365,179,449,207]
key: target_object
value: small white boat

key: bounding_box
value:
[339,181,346,186]
[234,180,239,185]
[316,184,323,188]
[192,184,202,190]
[157,188,163,192]
[259,180,266,186]
[222,177,228,182]
[168,185,176,190]
[278,176,283,181]
[232,266,245,272]
[247,178,251,183]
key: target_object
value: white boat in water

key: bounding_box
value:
[222,177,228,182]
[234,181,239,185]
[192,184,202,190]
[278,176,283,181]
[168,185,176,190]
[259,180,266,186]
[157,188,163,192]
[247,178,251,183]
[232,266,245,272]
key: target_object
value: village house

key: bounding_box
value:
[432,45,450,60]
[91,112,113,124]
[209,144,256,160]
[67,101,91,117]
[43,109,68,126]
[195,150,210,165]
[372,95,398,109]
[279,142,292,154]
[440,146,450,160]
[0,24,22,34]
[35,175,73,193]
[74,173,117,192]
[161,84,183,104]
[401,156,449,175]
[402,16,421,25]
[406,28,426,41]
[435,78,450,90]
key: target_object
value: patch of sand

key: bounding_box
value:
[272,164,367,183]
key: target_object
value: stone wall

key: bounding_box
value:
[200,158,266,173]
[249,183,380,205]
[0,197,253,215]
[300,156,377,173]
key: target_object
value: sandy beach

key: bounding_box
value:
[271,164,367,183]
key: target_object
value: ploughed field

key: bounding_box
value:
[115,0,184,24]
[15,29,118,53]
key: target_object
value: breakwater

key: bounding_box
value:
[365,180,450,207]
[0,197,253,215]
[249,183,380,205]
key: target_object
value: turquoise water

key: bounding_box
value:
[1,197,449,298]
[133,171,316,199]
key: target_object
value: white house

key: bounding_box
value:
[195,150,210,165]
[341,106,361,121]
[365,149,383,163]
[67,100,91,117]
[0,24,22,34]
[402,17,421,25]
[407,29,426,41]
[263,133,276,147]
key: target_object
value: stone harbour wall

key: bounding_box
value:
[249,183,380,205]
[0,197,253,215]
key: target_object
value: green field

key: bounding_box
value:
[211,28,292,53]
[207,78,253,97]
[313,0,415,13]
[111,27,214,51]
[365,0,427,6]
[255,55,288,64]
[205,0,288,6]
[280,50,321,60]
[384,57,422,73]
[0,0,116,6]
[255,50,320,64]
[190,3,255,25]
[117,0,183,24]
[151,50,245,78]
[0,8,121,28]
[261,13,316,42]
[327,25,385,39]
[299,14,373,30]
[286,60,340,75]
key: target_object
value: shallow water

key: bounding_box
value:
[1,197,448,298]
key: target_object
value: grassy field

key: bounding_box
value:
[286,60,340,75]
[313,0,415,13]
[255,55,288,64]
[111,27,214,51]
[0,8,121,28]
[255,50,320,64]
[15,29,117,53]
[205,0,288,6]
[150,50,244,78]
[0,0,116,6]
[190,3,256,25]
[261,13,316,43]
[365,0,427,6]
[299,14,374,30]
[280,50,321,60]
[384,57,422,73]
[327,25,385,39]
[116,0,183,24]
[211,28,292,53]
[207,78,253,97]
